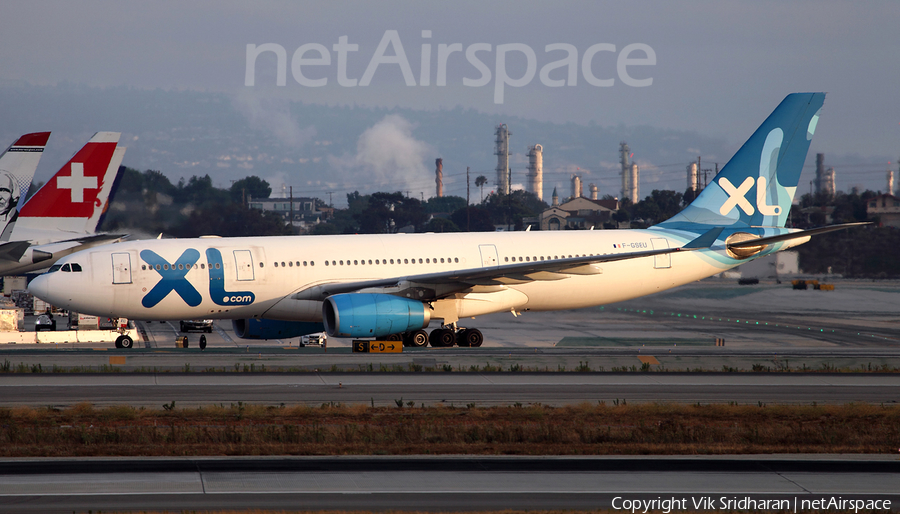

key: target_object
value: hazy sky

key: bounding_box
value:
[2,1,899,192]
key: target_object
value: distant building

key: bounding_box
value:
[867,193,900,227]
[248,197,332,232]
[537,196,618,230]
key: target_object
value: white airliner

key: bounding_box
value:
[0,132,126,276]
[29,93,863,349]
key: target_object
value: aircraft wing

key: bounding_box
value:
[292,241,700,302]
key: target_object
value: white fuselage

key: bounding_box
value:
[28,228,783,324]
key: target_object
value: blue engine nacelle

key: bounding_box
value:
[323,293,431,338]
[232,319,325,340]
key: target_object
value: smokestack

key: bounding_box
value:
[619,141,638,203]
[571,175,582,199]
[888,169,894,196]
[815,153,825,194]
[527,144,543,201]
[686,162,698,192]
[823,167,836,198]
[494,124,511,195]
[589,183,598,200]
[435,158,443,198]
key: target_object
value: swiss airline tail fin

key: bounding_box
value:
[17,132,124,235]
[0,132,51,240]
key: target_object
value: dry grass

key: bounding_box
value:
[0,402,897,457]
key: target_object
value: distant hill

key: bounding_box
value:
[1,82,735,205]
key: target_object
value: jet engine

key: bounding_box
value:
[232,318,325,340]
[323,293,431,338]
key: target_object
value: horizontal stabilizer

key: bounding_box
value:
[727,222,870,249]
[0,241,33,262]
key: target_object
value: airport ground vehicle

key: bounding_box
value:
[180,319,214,333]
[34,314,56,331]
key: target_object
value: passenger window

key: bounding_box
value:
[215,263,221,269]
[310,261,315,266]
[454,258,458,263]
[163,264,169,270]
[155,264,161,271]
[296,261,300,267]
[61,264,71,272]
[504,257,509,262]
[440,258,444,263]
[142,265,147,270]
[390,259,394,264]
[274,262,279,267]
[303,261,308,266]
[404,259,408,264]
[72,263,82,272]
[325,261,330,266]
[281,262,286,267]
[354,260,358,265]
[289,261,293,267]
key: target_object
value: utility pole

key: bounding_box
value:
[507,166,512,231]
[466,167,470,232]
[420,192,424,202]
[327,191,333,207]
[289,186,293,234]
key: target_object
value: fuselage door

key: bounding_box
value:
[478,244,499,269]
[234,250,255,281]
[650,238,671,269]
[111,252,132,284]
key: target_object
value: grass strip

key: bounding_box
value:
[0,402,897,457]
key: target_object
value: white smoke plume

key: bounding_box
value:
[328,114,433,192]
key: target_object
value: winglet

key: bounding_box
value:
[682,227,724,249]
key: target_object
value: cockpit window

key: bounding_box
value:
[61,264,71,272]
[48,264,62,273]
[71,263,82,272]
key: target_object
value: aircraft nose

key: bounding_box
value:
[27,273,53,303]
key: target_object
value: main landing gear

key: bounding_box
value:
[379,325,484,348]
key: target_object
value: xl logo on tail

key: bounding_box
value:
[718,176,781,216]
[718,128,784,217]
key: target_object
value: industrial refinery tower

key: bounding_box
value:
[620,141,639,203]
[495,124,510,195]
[814,153,836,198]
[526,144,543,201]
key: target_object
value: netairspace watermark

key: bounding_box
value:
[612,495,892,513]
[245,30,656,104]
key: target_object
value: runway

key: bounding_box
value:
[1,456,896,512]
[1,372,898,406]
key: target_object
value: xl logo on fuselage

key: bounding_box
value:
[141,249,202,308]
[206,248,255,306]
[140,248,256,308]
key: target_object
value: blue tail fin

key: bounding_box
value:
[658,93,825,229]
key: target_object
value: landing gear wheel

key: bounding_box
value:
[199,334,207,350]
[429,328,456,347]
[460,328,483,347]
[456,328,469,347]
[116,335,134,349]
[385,333,403,342]
[405,329,428,348]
